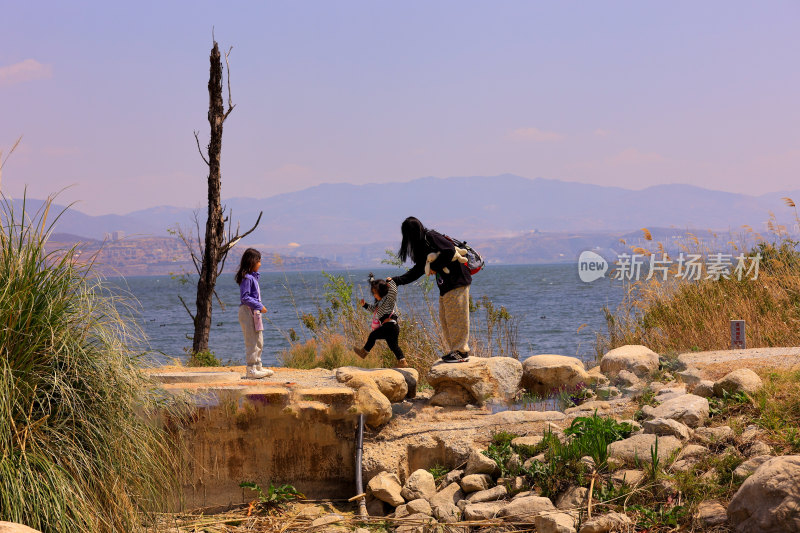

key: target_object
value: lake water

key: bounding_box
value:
[111,264,626,367]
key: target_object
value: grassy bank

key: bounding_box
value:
[0,197,179,531]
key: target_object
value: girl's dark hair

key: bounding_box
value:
[398,216,426,263]
[235,248,262,284]
[367,272,389,299]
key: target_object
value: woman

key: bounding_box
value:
[391,216,472,363]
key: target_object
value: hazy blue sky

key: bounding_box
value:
[2,1,798,214]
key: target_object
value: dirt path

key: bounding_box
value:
[678,346,800,379]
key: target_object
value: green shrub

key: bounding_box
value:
[186,349,221,367]
[0,196,179,532]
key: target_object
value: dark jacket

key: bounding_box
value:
[393,230,472,296]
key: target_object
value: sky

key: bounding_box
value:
[1,1,799,215]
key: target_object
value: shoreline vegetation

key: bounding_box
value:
[0,197,181,532]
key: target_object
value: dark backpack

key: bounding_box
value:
[443,234,485,275]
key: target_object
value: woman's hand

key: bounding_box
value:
[386,277,392,281]
[261,306,267,313]
[359,298,365,307]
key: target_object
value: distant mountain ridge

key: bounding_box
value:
[16,175,800,246]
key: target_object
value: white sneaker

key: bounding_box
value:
[255,362,274,376]
[245,365,274,379]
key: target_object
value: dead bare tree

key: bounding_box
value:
[180,40,262,354]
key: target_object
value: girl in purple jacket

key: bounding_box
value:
[235,248,274,379]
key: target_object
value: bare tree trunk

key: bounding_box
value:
[188,41,261,354]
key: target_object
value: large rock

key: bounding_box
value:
[355,385,392,427]
[0,524,42,533]
[405,498,433,516]
[465,450,500,476]
[642,394,709,428]
[427,356,523,405]
[460,473,492,493]
[535,512,578,533]
[429,382,474,406]
[466,485,507,503]
[579,512,633,533]
[714,368,763,397]
[498,496,557,524]
[367,471,405,507]
[607,434,682,466]
[696,501,728,527]
[463,501,505,520]
[642,418,691,440]
[727,455,800,532]
[733,455,772,482]
[429,482,464,523]
[336,367,411,402]
[521,354,589,395]
[600,344,659,378]
[694,425,735,445]
[401,469,437,502]
[556,486,588,510]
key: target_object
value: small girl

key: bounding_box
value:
[235,248,274,379]
[353,273,407,368]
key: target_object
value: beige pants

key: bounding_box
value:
[439,285,470,354]
[238,304,263,367]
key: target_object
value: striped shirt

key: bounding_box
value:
[363,280,399,322]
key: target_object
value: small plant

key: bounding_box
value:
[186,349,221,367]
[239,481,304,515]
[427,464,449,482]
[630,503,687,529]
[647,437,661,480]
[491,430,519,447]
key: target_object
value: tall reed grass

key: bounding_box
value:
[0,196,179,532]
[596,207,800,356]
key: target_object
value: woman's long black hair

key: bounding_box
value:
[235,248,262,284]
[398,216,427,263]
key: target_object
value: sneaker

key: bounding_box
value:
[353,346,369,359]
[395,358,409,368]
[245,365,273,379]
[441,352,469,363]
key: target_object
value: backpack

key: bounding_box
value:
[443,234,485,275]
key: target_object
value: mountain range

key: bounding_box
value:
[17,174,800,253]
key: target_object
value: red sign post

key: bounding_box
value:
[730,320,746,349]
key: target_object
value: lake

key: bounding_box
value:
[111,264,626,367]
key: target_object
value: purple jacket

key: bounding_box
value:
[239,272,263,311]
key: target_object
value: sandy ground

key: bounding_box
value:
[678,346,800,379]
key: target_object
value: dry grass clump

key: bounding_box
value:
[597,217,800,356]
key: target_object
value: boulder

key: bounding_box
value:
[611,469,645,486]
[406,498,433,516]
[442,469,464,487]
[607,434,682,466]
[401,469,437,502]
[429,382,474,406]
[693,380,715,398]
[0,524,42,533]
[463,501,505,520]
[642,394,709,428]
[714,368,763,397]
[521,354,589,395]
[748,441,772,457]
[460,473,492,493]
[466,485,507,503]
[600,345,659,378]
[498,496,556,524]
[733,455,773,482]
[586,365,610,386]
[429,482,464,523]
[677,367,704,387]
[367,472,405,507]
[642,418,691,440]
[696,501,728,527]
[727,455,800,532]
[511,435,544,448]
[556,486,588,510]
[355,385,393,427]
[679,444,711,460]
[578,512,633,533]
[535,512,578,533]
[614,369,641,388]
[427,356,523,405]
[653,385,686,402]
[465,450,500,476]
[694,425,734,445]
[336,367,410,402]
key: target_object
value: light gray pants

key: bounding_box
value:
[238,304,263,367]
[439,285,470,353]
